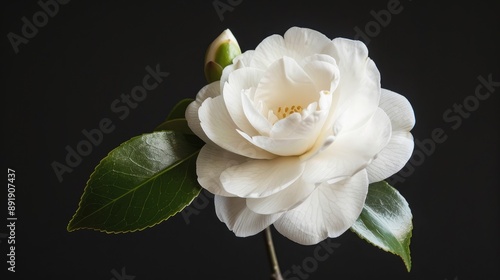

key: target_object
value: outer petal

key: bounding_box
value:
[220,156,304,198]
[246,177,315,215]
[198,95,274,159]
[185,82,220,144]
[196,144,247,197]
[215,195,282,237]
[366,89,415,182]
[325,38,381,132]
[249,34,285,70]
[302,108,392,183]
[366,131,414,183]
[378,89,415,131]
[250,27,333,69]
[274,169,369,245]
[281,27,333,62]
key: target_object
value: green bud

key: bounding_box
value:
[204,29,241,83]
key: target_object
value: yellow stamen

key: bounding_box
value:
[275,104,304,120]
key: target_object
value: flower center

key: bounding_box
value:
[276,105,303,120]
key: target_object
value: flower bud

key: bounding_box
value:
[204,29,241,83]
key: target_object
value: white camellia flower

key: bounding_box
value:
[186,27,415,245]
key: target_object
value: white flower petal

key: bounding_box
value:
[326,38,381,132]
[249,34,286,70]
[196,144,248,197]
[366,131,414,183]
[241,90,272,136]
[254,56,318,111]
[366,89,415,183]
[247,134,313,156]
[300,54,340,93]
[251,27,332,69]
[223,67,265,135]
[242,97,330,157]
[185,82,220,145]
[282,27,333,60]
[379,88,415,131]
[199,95,274,159]
[270,91,331,140]
[220,50,255,93]
[274,169,369,245]
[215,195,282,237]
[302,108,392,183]
[246,177,315,215]
[268,91,333,159]
[220,156,304,198]
[300,135,336,161]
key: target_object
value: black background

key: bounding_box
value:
[2,0,499,279]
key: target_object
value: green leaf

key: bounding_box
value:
[154,118,193,134]
[154,118,205,148]
[67,131,202,233]
[351,181,413,271]
[165,98,194,121]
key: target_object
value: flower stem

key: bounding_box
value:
[264,227,283,280]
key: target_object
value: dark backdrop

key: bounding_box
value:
[2,0,499,279]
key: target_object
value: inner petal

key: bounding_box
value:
[254,56,318,118]
[270,91,332,140]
